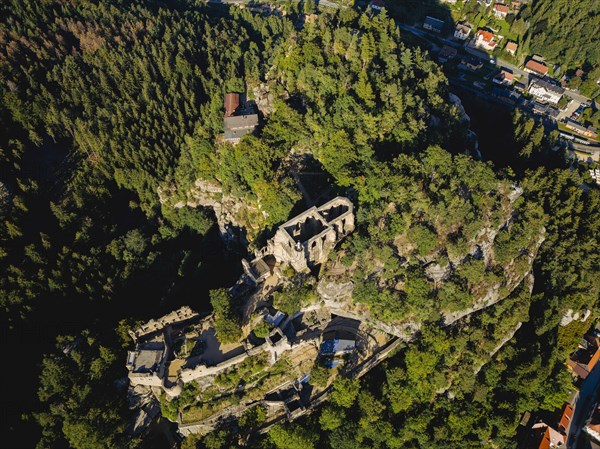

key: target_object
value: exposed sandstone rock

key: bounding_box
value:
[560,308,593,326]
[252,82,282,117]
[317,280,354,301]
[425,262,451,282]
[159,179,266,243]
[0,180,10,206]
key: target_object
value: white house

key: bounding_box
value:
[454,22,472,40]
[505,41,518,56]
[528,79,564,105]
[474,29,498,51]
[493,3,510,19]
[493,70,514,85]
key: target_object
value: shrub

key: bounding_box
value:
[407,223,438,256]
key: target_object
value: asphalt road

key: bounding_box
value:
[568,363,600,448]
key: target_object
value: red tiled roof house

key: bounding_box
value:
[506,41,518,56]
[475,30,498,51]
[493,3,510,19]
[524,59,549,76]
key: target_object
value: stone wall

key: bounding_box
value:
[263,197,354,272]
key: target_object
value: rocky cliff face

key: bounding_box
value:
[443,226,545,325]
[159,179,268,245]
[161,175,543,352]
[0,180,10,207]
[313,185,545,340]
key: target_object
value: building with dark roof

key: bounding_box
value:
[423,16,444,33]
[528,78,564,105]
[223,92,259,143]
[568,334,600,380]
[585,406,600,444]
[565,119,598,139]
[224,114,259,143]
[460,55,484,71]
[438,45,457,62]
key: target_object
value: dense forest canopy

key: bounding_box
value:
[528,0,599,77]
[0,1,599,449]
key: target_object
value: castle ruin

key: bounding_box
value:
[251,196,354,274]
[125,197,400,438]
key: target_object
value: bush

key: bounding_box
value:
[310,362,331,387]
[331,377,360,408]
[210,289,242,344]
[407,223,438,256]
[253,320,273,339]
[272,285,317,315]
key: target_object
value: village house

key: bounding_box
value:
[478,0,493,6]
[529,422,566,449]
[454,22,472,40]
[528,78,564,105]
[493,3,510,19]
[223,92,259,144]
[493,69,514,85]
[438,45,458,63]
[423,16,444,33]
[514,81,527,92]
[520,402,573,449]
[460,55,484,71]
[558,403,574,435]
[524,59,549,77]
[564,119,598,139]
[506,41,518,56]
[567,332,600,380]
[531,101,559,120]
[585,406,600,444]
[440,0,458,4]
[474,29,498,51]
[368,0,385,11]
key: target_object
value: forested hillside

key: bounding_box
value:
[0,0,291,321]
[0,1,599,449]
[166,6,464,233]
[527,0,599,84]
